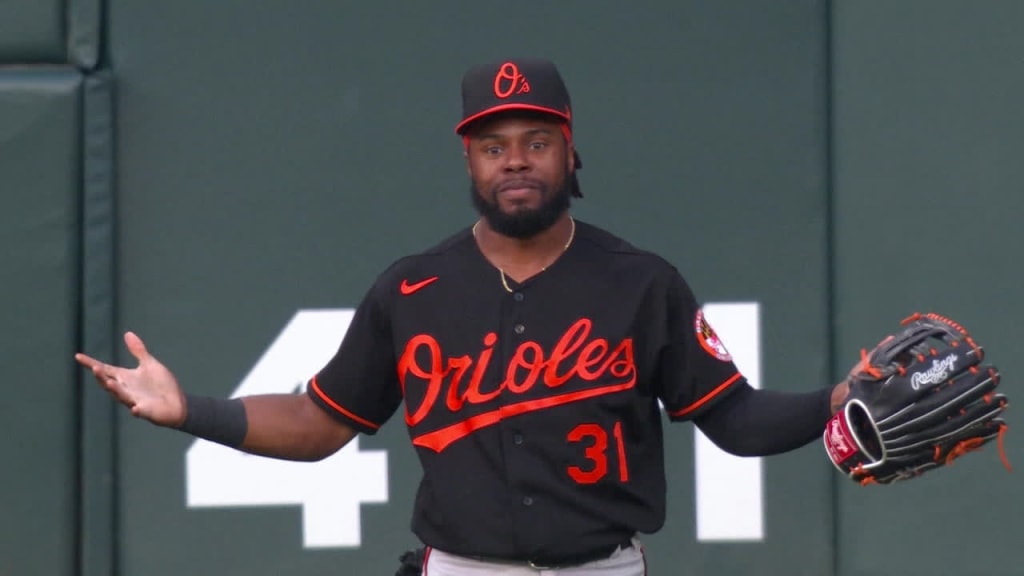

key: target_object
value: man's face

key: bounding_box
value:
[465,113,575,239]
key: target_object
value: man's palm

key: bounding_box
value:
[75,332,186,427]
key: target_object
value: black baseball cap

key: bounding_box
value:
[455,58,584,198]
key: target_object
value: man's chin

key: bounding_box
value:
[485,210,561,239]
[470,179,571,239]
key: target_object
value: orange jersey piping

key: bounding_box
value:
[669,372,742,418]
[309,376,380,430]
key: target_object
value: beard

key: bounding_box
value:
[470,172,572,239]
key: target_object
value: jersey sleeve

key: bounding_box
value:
[654,270,746,421]
[306,283,402,434]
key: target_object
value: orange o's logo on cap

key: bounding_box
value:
[494,62,531,99]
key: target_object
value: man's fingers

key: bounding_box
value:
[96,371,137,406]
[124,331,151,364]
[89,362,118,381]
[76,354,126,381]
[75,351,144,411]
[74,353,102,370]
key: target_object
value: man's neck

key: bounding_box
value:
[473,214,575,282]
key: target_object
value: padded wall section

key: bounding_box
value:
[79,71,117,576]
[68,0,104,69]
[0,0,65,62]
[0,69,82,576]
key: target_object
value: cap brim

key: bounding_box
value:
[455,104,571,134]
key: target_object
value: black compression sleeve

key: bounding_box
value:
[177,394,248,448]
[693,382,832,456]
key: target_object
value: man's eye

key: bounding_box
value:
[529,141,548,150]
[485,146,503,155]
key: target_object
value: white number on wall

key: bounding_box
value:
[185,309,388,548]
[696,302,763,541]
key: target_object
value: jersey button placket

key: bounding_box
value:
[502,286,535,523]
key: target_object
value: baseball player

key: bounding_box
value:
[76,58,850,575]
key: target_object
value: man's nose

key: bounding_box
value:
[503,146,530,172]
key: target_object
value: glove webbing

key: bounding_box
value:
[853,422,1011,486]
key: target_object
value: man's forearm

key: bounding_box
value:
[180,393,355,461]
[693,383,834,456]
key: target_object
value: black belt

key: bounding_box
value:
[470,536,634,570]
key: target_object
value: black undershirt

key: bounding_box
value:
[694,383,833,456]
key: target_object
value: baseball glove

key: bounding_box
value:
[824,312,1010,485]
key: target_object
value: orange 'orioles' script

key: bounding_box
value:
[399,318,636,452]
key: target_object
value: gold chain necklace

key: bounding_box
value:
[472,217,576,293]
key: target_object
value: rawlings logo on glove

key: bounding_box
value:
[910,354,958,389]
[824,312,1010,485]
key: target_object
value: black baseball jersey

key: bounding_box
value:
[308,220,745,561]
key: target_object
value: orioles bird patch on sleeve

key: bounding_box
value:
[695,309,732,362]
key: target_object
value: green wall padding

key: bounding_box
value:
[0,0,65,63]
[0,68,82,576]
